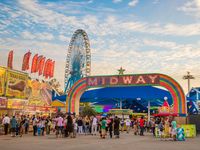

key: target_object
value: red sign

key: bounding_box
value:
[87,74,160,87]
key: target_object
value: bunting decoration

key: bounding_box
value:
[22,51,31,71]
[7,50,13,69]
[31,54,38,73]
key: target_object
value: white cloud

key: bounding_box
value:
[178,0,200,18]
[128,0,139,7]
[59,35,71,42]
[22,31,54,41]
[113,0,123,3]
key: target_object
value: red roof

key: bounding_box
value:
[162,100,170,107]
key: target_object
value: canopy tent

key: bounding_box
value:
[80,86,173,112]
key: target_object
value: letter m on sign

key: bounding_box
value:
[87,77,98,87]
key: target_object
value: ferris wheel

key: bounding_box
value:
[64,29,91,94]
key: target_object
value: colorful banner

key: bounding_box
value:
[31,54,38,73]
[36,55,43,72]
[22,51,31,71]
[7,50,13,69]
[43,59,51,78]
[38,57,45,76]
[6,70,28,99]
[0,67,6,96]
[7,99,27,109]
[0,97,7,108]
[50,61,55,78]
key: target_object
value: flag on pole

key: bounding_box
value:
[43,59,51,78]
[50,61,55,78]
[36,55,43,72]
[31,54,38,73]
[7,50,13,69]
[22,51,31,71]
[38,57,46,76]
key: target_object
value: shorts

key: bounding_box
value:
[101,129,106,136]
[56,126,63,135]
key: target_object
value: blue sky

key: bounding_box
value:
[1,0,200,93]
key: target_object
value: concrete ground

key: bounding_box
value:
[0,132,199,150]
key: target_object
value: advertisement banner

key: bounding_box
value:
[7,99,27,109]
[6,70,28,99]
[0,97,7,108]
[0,67,6,96]
[181,124,196,138]
[27,80,52,106]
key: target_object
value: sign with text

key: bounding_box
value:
[0,67,6,96]
[6,69,28,99]
[86,74,160,87]
[7,99,27,109]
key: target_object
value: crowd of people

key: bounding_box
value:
[0,114,178,140]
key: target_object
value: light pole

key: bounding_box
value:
[183,72,195,93]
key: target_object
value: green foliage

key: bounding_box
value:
[81,105,97,117]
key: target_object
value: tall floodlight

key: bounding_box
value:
[183,71,195,93]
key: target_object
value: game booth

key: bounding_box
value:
[153,100,196,140]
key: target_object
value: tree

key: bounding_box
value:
[81,105,97,117]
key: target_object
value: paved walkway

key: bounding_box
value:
[0,132,199,150]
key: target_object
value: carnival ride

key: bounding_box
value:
[64,29,91,94]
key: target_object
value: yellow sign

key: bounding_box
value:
[0,67,6,96]
[51,100,65,107]
[6,69,28,99]
[7,99,27,109]
[27,79,52,106]
[181,124,196,138]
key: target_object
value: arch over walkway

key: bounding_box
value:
[66,73,187,116]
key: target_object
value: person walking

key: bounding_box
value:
[91,116,98,135]
[56,115,64,138]
[45,117,51,135]
[114,116,120,138]
[10,116,17,137]
[2,114,10,135]
[101,117,107,139]
[151,118,156,136]
[19,116,26,137]
[84,116,90,135]
[24,115,30,134]
[133,119,138,135]
[67,115,73,138]
[139,116,145,136]
[32,115,38,136]
[41,117,46,136]
[108,118,113,138]
[77,117,83,135]
[125,118,131,134]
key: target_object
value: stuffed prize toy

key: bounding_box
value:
[176,128,185,141]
